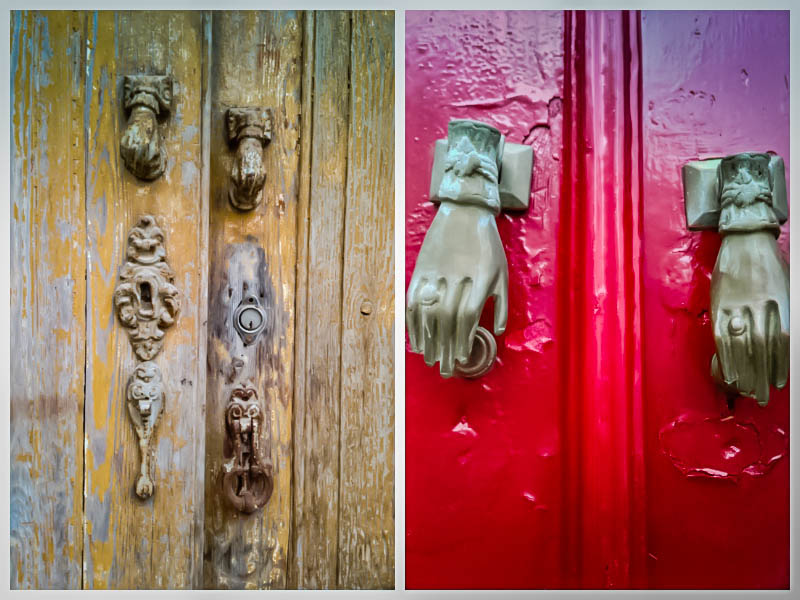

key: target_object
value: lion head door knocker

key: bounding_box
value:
[221,386,274,514]
[120,75,173,181]
[406,119,532,378]
[113,215,181,361]
[225,107,272,211]
[683,152,789,407]
[126,361,164,499]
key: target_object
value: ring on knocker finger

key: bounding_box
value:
[419,282,442,306]
[728,316,746,336]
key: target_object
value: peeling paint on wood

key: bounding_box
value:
[10,10,87,590]
[337,11,395,590]
[81,11,208,589]
[11,9,394,591]
[202,11,302,590]
[290,11,351,590]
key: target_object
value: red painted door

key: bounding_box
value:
[405,10,789,589]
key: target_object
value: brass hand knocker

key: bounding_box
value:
[221,386,273,514]
[682,152,789,406]
[406,119,532,378]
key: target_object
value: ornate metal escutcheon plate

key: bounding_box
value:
[113,215,181,361]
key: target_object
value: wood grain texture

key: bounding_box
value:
[336,11,395,589]
[290,11,351,590]
[10,11,87,590]
[81,11,208,589]
[202,11,303,590]
[10,10,394,590]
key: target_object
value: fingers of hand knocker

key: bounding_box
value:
[712,302,788,405]
[230,137,266,208]
[120,107,164,180]
[407,274,507,378]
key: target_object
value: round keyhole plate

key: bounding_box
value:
[238,306,263,333]
[233,295,268,345]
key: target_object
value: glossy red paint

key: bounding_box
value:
[406,10,565,590]
[406,10,789,590]
[558,11,646,588]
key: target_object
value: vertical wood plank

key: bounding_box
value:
[202,11,303,590]
[290,10,351,590]
[82,11,208,589]
[10,10,87,590]
[336,11,395,590]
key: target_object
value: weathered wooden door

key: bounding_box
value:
[405,10,788,589]
[11,9,394,590]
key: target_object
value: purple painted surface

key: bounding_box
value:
[641,10,789,588]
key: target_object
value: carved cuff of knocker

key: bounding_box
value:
[683,152,788,233]
[226,107,272,211]
[120,75,173,181]
[436,120,504,214]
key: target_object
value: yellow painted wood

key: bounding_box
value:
[10,11,87,589]
[11,10,395,590]
[290,10,351,590]
[202,11,303,590]
[81,11,208,589]
[337,11,396,589]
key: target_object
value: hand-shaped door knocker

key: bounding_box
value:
[226,107,272,211]
[407,119,533,378]
[221,386,274,514]
[120,75,173,181]
[683,152,789,406]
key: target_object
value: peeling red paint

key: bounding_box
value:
[659,415,787,480]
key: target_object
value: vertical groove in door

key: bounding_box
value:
[288,9,316,590]
[193,10,214,591]
[290,10,351,589]
[558,9,646,589]
[336,10,396,590]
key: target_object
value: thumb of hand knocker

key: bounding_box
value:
[407,119,533,378]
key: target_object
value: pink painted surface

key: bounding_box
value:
[405,10,565,589]
[641,10,789,588]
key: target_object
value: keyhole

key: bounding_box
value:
[139,282,153,310]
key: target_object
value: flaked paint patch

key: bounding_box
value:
[659,414,787,480]
[504,318,553,354]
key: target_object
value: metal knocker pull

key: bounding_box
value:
[120,75,173,181]
[221,386,273,514]
[406,119,533,378]
[682,152,789,407]
[226,107,272,211]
